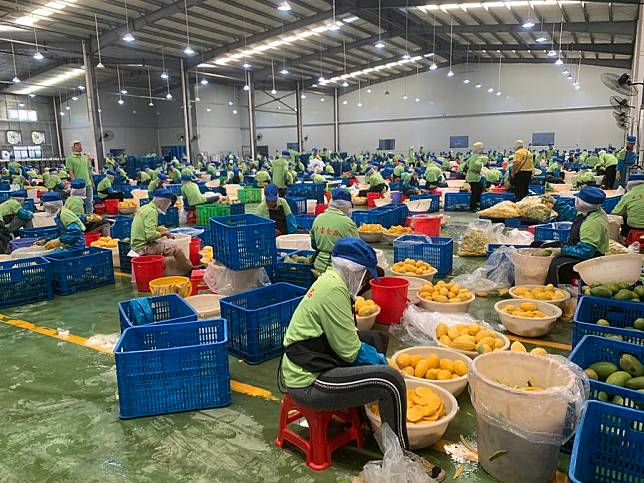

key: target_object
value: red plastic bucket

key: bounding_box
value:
[527,225,536,235]
[491,187,508,193]
[132,255,165,292]
[104,199,119,215]
[189,237,201,265]
[370,277,409,324]
[94,202,106,215]
[84,232,101,247]
[367,192,381,207]
[315,204,328,215]
[411,214,441,237]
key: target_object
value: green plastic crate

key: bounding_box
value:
[196,203,245,225]
[238,187,261,204]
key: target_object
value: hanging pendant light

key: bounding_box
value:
[183,0,195,55]
[446,16,454,78]
[10,42,20,83]
[94,15,105,68]
[33,28,44,60]
[270,59,277,95]
[122,0,135,42]
[374,0,384,48]
[146,67,154,107]
[277,1,291,11]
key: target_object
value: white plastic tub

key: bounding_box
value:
[32,212,56,228]
[11,246,56,259]
[574,253,642,285]
[164,233,191,259]
[512,248,555,286]
[494,299,562,337]
[356,306,380,331]
[418,293,474,313]
[392,346,472,397]
[365,379,459,449]
[508,285,571,308]
[276,234,312,251]
[433,329,510,359]
[184,294,222,318]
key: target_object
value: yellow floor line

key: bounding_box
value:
[0,313,279,402]
[113,270,131,279]
[506,334,572,351]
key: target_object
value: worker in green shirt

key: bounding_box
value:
[255,183,297,236]
[546,144,557,161]
[311,188,359,273]
[465,142,486,211]
[181,174,221,208]
[7,156,21,174]
[64,179,111,235]
[58,166,69,181]
[586,151,600,168]
[147,172,167,194]
[96,170,123,200]
[541,187,609,285]
[44,168,64,192]
[116,166,127,180]
[612,173,644,237]
[601,151,618,189]
[129,188,193,274]
[574,169,596,190]
[38,192,85,251]
[271,151,290,195]
[424,162,444,189]
[484,167,502,185]
[0,190,33,253]
[364,167,387,194]
[392,163,405,182]
[280,237,409,451]
[136,169,151,186]
[65,140,94,214]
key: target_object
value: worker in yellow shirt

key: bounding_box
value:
[512,140,533,201]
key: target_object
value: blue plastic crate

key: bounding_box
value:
[486,243,531,256]
[554,197,577,222]
[569,335,644,410]
[274,250,315,289]
[393,235,453,278]
[118,293,198,332]
[409,193,440,212]
[528,184,545,195]
[210,214,276,271]
[118,240,132,273]
[197,181,207,194]
[0,182,9,190]
[115,318,231,419]
[22,198,35,212]
[92,174,105,186]
[352,205,407,229]
[295,214,316,232]
[139,198,150,207]
[389,182,401,191]
[18,226,59,240]
[285,196,307,215]
[480,192,516,209]
[603,195,622,213]
[534,222,572,241]
[531,175,545,186]
[0,191,9,203]
[105,215,133,240]
[444,192,471,211]
[190,225,212,247]
[381,167,393,179]
[45,246,114,295]
[286,183,326,204]
[573,296,644,347]
[569,401,644,483]
[0,257,53,308]
[158,206,179,228]
[220,283,307,364]
[165,183,182,195]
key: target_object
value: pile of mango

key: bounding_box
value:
[513,284,567,302]
[354,296,380,317]
[90,236,118,248]
[370,386,446,424]
[200,246,213,264]
[594,317,644,338]
[391,259,435,276]
[509,340,549,357]
[583,281,644,302]
[119,200,138,209]
[498,378,544,392]
[358,224,384,233]
[418,281,472,304]
[391,352,468,380]
[501,302,549,319]
[384,225,412,235]
[284,254,313,265]
[436,322,505,353]
[585,353,644,396]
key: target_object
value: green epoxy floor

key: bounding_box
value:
[0,210,575,482]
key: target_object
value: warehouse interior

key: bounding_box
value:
[0,0,643,482]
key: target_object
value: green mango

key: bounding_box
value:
[605,371,632,387]
[590,286,613,298]
[607,283,620,295]
[635,318,644,331]
[625,376,644,390]
[589,362,619,381]
[617,281,630,290]
[620,354,644,377]
[632,297,640,303]
[613,395,625,406]
[584,368,599,380]
[606,334,623,341]
[597,391,608,402]
[614,289,635,301]
[583,287,592,296]
[634,286,644,298]
[596,319,610,326]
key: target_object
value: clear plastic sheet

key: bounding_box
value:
[389,304,475,346]
[452,247,515,291]
[458,219,494,256]
[358,424,436,483]
[203,262,271,296]
[170,227,205,237]
[468,352,589,445]
[493,227,534,245]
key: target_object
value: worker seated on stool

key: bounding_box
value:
[612,173,644,238]
[96,170,124,201]
[401,171,421,196]
[147,172,167,194]
[311,188,359,275]
[129,188,194,275]
[358,167,387,197]
[181,173,222,209]
[256,183,297,236]
[0,190,33,254]
[535,186,609,285]
[38,192,85,250]
[65,179,111,235]
[44,168,65,193]
[279,238,409,452]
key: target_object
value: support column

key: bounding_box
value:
[180,58,192,163]
[81,39,103,164]
[295,82,304,152]
[631,7,644,159]
[245,70,257,160]
[333,88,340,152]
[52,97,63,158]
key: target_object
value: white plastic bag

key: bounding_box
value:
[389,304,475,346]
[452,247,515,291]
[359,424,436,483]
[203,262,271,296]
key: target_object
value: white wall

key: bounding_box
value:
[193,83,243,156]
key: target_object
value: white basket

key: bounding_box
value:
[358,231,384,243]
[494,299,562,337]
[355,306,380,331]
[373,197,391,208]
[386,266,436,282]
[184,294,222,319]
[433,329,510,359]
[446,179,466,188]
[405,199,432,213]
[11,246,56,259]
[573,253,643,285]
[418,293,474,313]
[131,189,149,201]
[0,255,12,262]
[387,276,428,304]
[512,248,555,286]
[276,234,312,251]
[391,346,472,397]
[508,285,571,308]
[365,379,459,449]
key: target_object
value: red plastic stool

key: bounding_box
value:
[275,394,364,471]
[626,229,644,246]
[190,269,209,295]
[186,208,196,225]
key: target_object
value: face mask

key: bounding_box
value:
[331,256,369,299]
[44,201,63,216]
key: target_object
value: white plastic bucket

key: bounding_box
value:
[225,184,240,200]
[32,212,56,228]
[512,248,554,286]
[165,233,191,259]
[306,199,317,214]
[276,234,312,251]
[607,215,623,241]
[184,294,222,318]
[469,352,579,483]
[109,246,120,268]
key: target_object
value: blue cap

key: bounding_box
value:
[282,150,290,157]
[152,188,174,200]
[181,173,192,182]
[575,186,606,205]
[233,166,240,173]
[157,172,167,181]
[10,190,27,198]
[332,237,379,280]
[628,173,644,182]
[264,183,279,201]
[70,178,86,189]
[332,187,351,202]
[627,135,637,144]
[106,170,116,176]
[41,192,62,202]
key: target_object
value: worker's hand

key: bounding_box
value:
[44,239,63,250]
[165,233,175,239]
[34,239,46,246]
[158,225,168,234]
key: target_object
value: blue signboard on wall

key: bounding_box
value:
[379,139,395,150]
[532,132,555,146]
[449,136,469,149]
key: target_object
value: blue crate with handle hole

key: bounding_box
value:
[210,214,276,271]
[45,246,115,295]
[534,222,572,241]
[285,196,307,215]
[295,214,315,232]
[286,183,326,204]
[0,257,53,308]
[393,235,453,278]
[603,195,622,213]
[18,226,59,240]
[118,293,198,332]
[117,240,132,273]
[444,192,471,211]
[274,250,316,289]
[572,296,644,347]
[480,192,516,209]
[115,318,231,419]
[105,215,133,240]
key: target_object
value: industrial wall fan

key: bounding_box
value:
[601,73,642,96]
[101,130,114,142]
[610,95,632,111]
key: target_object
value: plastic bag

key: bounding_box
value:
[468,352,590,445]
[358,424,436,483]
[493,227,534,246]
[452,247,515,291]
[458,219,494,256]
[389,304,475,346]
[203,262,271,296]
[170,227,205,237]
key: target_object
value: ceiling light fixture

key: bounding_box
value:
[280,68,289,75]
[522,20,535,28]
[122,32,135,42]
[166,92,173,99]
[146,66,154,107]
[228,100,234,106]
[160,49,169,79]
[233,109,238,114]
[555,57,564,65]
[475,83,482,88]
[366,87,372,93]
[536,36,547,43]
[10,42,20,83]
[200,77,208,85]
[29,93,36,98]
[94,15,105,68]
[496,91,501,96]
[496,56,503,97]
[184,46,195,55]
[72,95,78,101]
[59,111,65,116]
[375,0,384,48]
[429,62,438,71]
[547,49,557,57]
[121,89,128,94]
[206,107,211,112]
[487,87,494,93]
[342,81,349,87]
[329,0,340,30]
[270,59,278,96]
[320,96,325,102]
[183,0,195,55]
[447,17,454,78]
[447,70,454,77]
[301,93,306,99]
[342,99,347,105]
[402,53,411,60]
[122,0,135,41]
[243,84,250,91]
[161,71,169,80]
[33,27,44,61]
[78,85,85,90]
[277,1,292,11]
[562,69,570,75]
[463,79,470,84]
[403,94,408,100]
[243,62,252,69]
[463,45,470,84]
[118,97,125,105]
